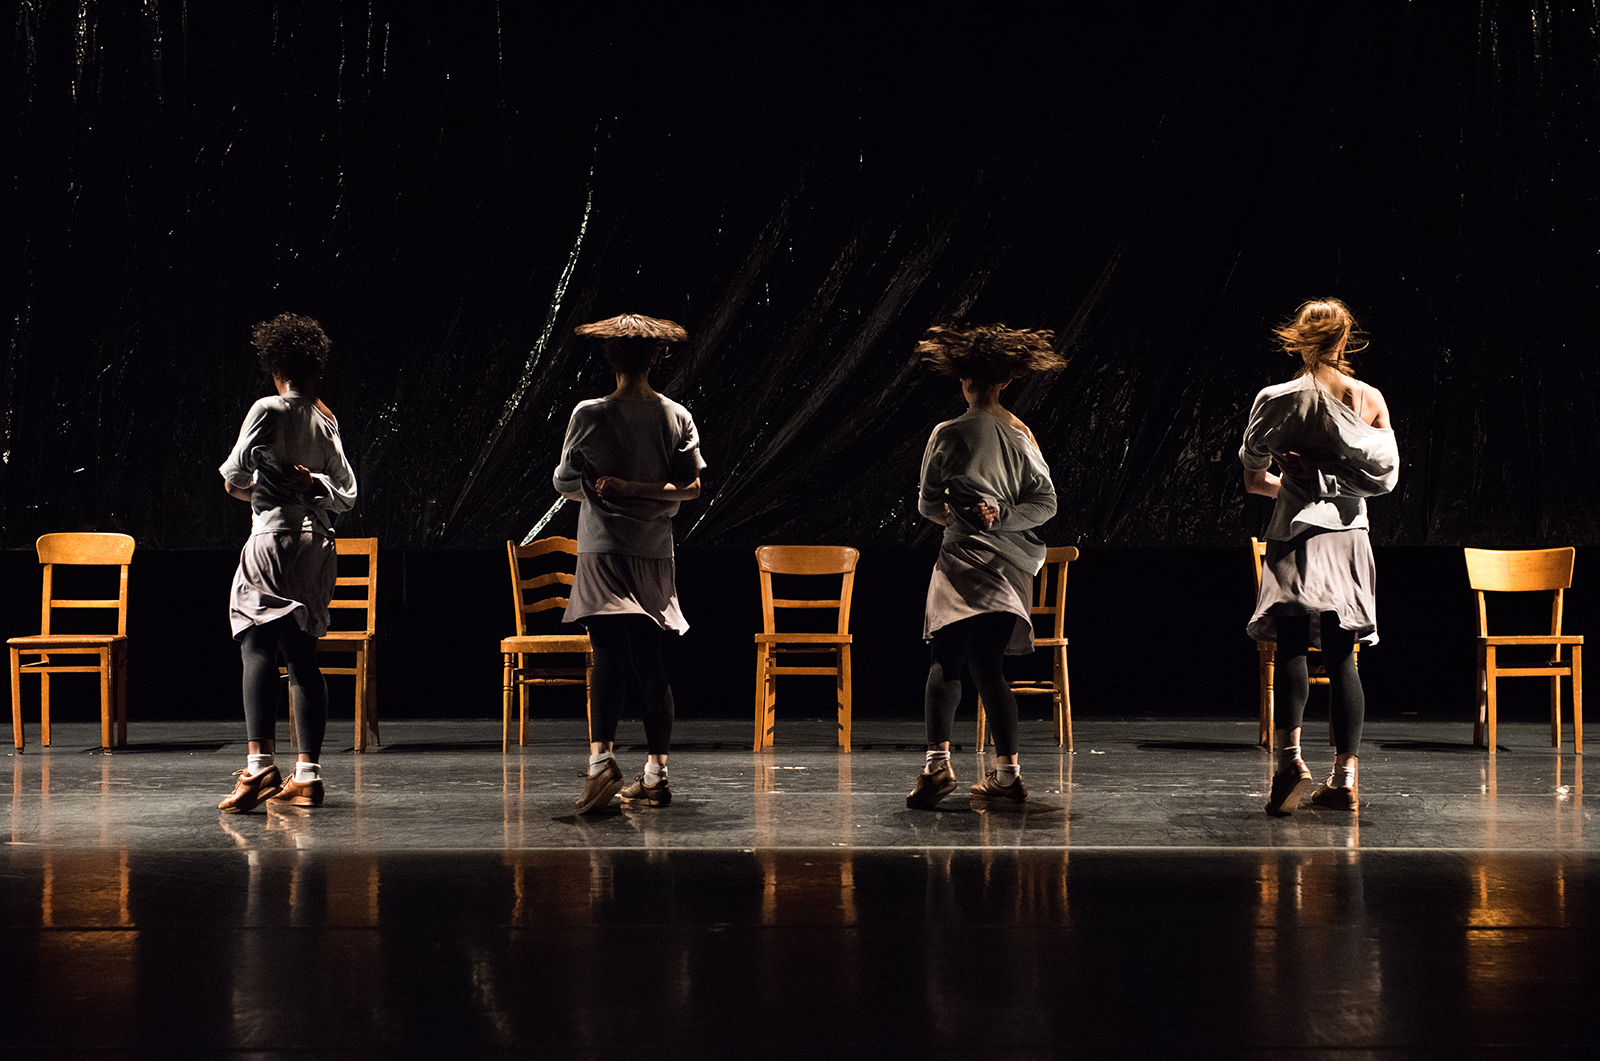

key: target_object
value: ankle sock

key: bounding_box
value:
[996,764,1020,786]
[294,761,320,783]
[1279,744,1303,773]
[1333,763,1356,788]
[644,762,666,786]
[588,751,614,777]
[247,753,274,776]
[924,749,951,772]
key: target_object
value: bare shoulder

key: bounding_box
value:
[1008,412,1040,448]
[1361,380,1391,428]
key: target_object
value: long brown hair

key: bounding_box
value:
[917,322,1065,384]
[1272,298,1367,377]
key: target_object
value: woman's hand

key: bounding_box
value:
[594,476,634,499]
[1277,451,1313,481]
[285,464,318,494]
[971,501,999,529]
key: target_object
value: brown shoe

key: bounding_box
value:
[219,765,283,813]
[575,757,624,814]
[1264,760,1314,817]
[969,770,1028,804]
[906,760,957,809]
[620,773,672,806]
[268,775,325,808]
[1310,776,1359,812]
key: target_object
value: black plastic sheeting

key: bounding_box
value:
[5,2,1599,551]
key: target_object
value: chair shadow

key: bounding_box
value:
[87,741,230,754]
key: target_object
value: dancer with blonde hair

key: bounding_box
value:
[1242,298,1398,816]
[906,323,1063,809]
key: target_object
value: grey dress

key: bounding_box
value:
[1239,375,1399,647]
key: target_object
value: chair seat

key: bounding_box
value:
[1478,634,1584,645]
[502,634,591,653]
[754,633,852,644]
[317,631,375,644]
[9,634,127,647]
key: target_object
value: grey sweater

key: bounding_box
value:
[918,407,1056,575]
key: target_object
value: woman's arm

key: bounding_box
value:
[594,476,701,501]
[1242,466,1281,498]
[223,478,253,502]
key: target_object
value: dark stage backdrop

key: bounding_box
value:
[5,1,1599,550]
[4,4,1598,729]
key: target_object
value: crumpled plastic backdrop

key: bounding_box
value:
[5,1,1598,550]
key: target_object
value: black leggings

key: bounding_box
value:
[1274,612,1364,756]
[925,612,1019,756]
[586,614,674,756]
[240,616,327,759]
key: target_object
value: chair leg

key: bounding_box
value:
[10,649,22,750]
[501,653,513,753]
[41,670,51,747]
[519,654,530,747]
[1259,645,1275,748]
[1572,644,1583,755]
[1485,646,1498,753]
[1474,643,1487,747]
[837,645,852,752]
[115,642,128,747]
[976,696,988,751]
[1059,644,1073,753]
[288,685,299,748]
[353,648,368,753]
[1551,659,1563,749]
[585,650,595,745]
[367,642,380,746]
[753,646,769,751]
[98,647,112,750]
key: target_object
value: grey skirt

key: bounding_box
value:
[564,552,688,634]
[923,541,1035,655]
[229,531,337,639]
[1248,527,1378,648]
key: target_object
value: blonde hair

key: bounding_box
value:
[1272,298,1367,377]
[917,323,1065,385]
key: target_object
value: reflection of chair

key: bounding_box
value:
[287,537,380,752]
[501,538,592,752]
[9,533,136,750]
[753,545,859,751]
[1251,538,1353,748]
[977,546,1079,752]
[1464,547,1583,753]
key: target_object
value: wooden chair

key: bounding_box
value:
[1251,538,1353,748]
[502,537,592,751]
[1464,547,1583,753]
[287,537,380,751]
[753,545,859,752]
[9,533,135,750]
[976,546,1079,752]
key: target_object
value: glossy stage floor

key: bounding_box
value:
[3,717,1595,1059]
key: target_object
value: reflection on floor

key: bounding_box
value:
[2,718,1595,1057]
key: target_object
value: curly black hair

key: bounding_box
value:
[251,313,331,382]
[917,323,1065,384]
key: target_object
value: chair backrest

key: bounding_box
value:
[328,537,379,634]
[1030,546,1079,640]
[35,532,136,636]
[754,545,860,636]
[1464,546,1576,637]
[508,537,580,636]
[1250,537,1267,594]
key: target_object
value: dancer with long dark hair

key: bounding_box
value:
[1242,298,1398,815]
[906,323,1063,809]
[555,314,704,814]
[218,313,357,812]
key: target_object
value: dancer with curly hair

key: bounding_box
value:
[906,323,1064,809]
[1243,298,1398,816]
[218,313,357,812]
[554,314,705,814]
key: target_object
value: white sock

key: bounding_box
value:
[1279,744,1303,772]
[588,751,614,776]
[1333,763,1356,788]
[997,764,1020,786]
[247,753,274,776]
[924,749,951,772]
[644,761,666,785]
[294,761,320,783]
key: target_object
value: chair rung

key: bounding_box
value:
[1480,635,1584,645]
[517,678,586,686]
[1492,666,1576,677]
[770,666,839,676]
[18,664,103,673]
[771,599,841,609]
[754,633,851,644]
[48,599,122,609]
